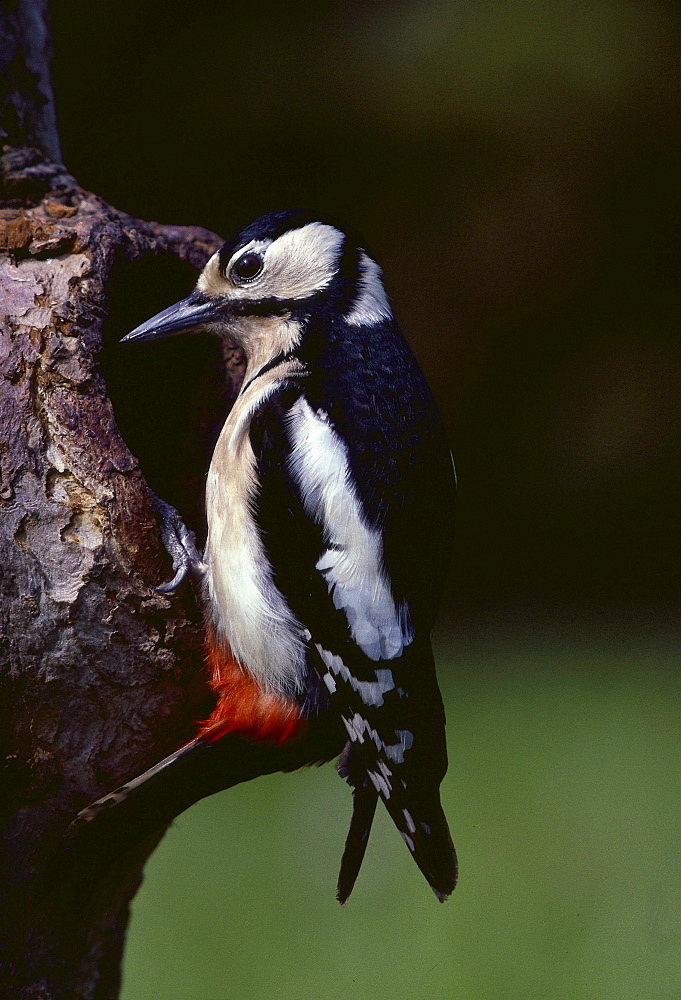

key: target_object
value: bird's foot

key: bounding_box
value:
[152,494,207,593]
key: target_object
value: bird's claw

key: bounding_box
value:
[152,494,206,593]
[156,564,189,594]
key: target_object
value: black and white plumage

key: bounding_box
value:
[80,210,457,903]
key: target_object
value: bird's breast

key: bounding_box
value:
[204,362,308,696]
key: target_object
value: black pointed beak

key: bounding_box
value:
[120,292,223,344]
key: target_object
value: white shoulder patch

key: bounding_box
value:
[287,397,413,660]
[345,251,392,327]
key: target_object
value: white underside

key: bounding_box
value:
[204,358,309,695]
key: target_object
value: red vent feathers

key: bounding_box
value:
[198,634,306,745]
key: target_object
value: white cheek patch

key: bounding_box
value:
[345,252,392,327]
[287,397,413,661]
[199,224,345,304]
[261,223,345,300]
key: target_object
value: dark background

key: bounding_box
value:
[51,0,681,630]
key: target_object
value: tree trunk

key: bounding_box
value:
[0,3,245,996]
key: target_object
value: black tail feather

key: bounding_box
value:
[336,783,379,904]
[336,710,457,903]
[383,790,457,902]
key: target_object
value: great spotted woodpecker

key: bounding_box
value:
[79,210,457,903]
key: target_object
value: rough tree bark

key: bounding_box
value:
[0,3,245,996]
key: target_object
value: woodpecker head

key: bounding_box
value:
[122,210,391,367]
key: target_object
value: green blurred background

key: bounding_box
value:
[49,2,680,997]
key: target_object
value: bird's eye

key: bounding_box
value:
[232,251,264,282]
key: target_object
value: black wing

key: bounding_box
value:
[250,324,456,901]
